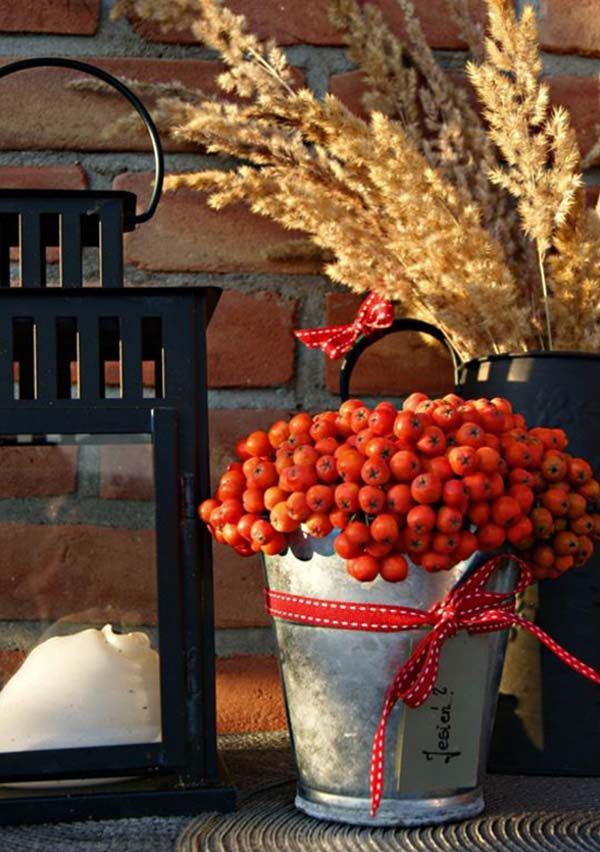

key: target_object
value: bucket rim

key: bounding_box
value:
[459,349,600,372]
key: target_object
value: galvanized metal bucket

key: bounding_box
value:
[264,532,516,827]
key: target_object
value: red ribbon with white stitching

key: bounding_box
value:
[294,291,394,359]
[265,555,600,817]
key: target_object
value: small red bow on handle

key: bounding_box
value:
[294,291,394,360]
[265,554,600,817]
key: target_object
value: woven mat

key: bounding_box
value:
[1,733,600,851]
[0,814,187,852]
[177,732,600,852]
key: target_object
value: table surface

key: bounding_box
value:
[1,733,599,851]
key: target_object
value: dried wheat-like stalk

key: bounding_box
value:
[468,0,583,349]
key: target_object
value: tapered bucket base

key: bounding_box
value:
[296,786,484,827]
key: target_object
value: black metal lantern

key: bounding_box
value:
[0,58,233,824]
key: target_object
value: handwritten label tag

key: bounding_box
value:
[395,632,498,793]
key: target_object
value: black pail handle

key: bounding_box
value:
[339,318,461,401]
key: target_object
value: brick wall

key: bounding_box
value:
[0,0,597,734]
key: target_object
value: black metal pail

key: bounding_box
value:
[341,324,600,775]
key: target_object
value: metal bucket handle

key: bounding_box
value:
[0,57,164,225]
[339,317,461,401]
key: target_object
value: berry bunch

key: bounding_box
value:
[200,393,599,583]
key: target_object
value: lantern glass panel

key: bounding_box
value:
[0,433,164,754]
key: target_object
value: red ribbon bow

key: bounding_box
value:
[265,555,600,817]
[294,292,394,360]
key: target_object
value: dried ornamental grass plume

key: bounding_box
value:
[467,0,583,349]
[113,0,295,99]
[444,0,486,63]
[549,200,600,351]
[168,94,535,359]
[328,0,539,330]
[327,0,420,141]
[106,0,594,355]
[581,73,600,171]
[583,94,600,170]
[112,0,200,32]
[385,0,524,269]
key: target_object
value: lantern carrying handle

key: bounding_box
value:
[0,56,164,225]
[339,317,462,401]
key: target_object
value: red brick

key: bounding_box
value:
[99,445,154,501]
[323,294,454,397]
[103,362,157,388]
[213,543,270,629]
[0,650,25,689]
[0,58,234,153]
[0,166,88,264]
[216,654,285,732]
[547,76,600,166]
[127,0,486,48]
[0,446,78,498]
[207,290,297,388]
[331,71,600,166]
[538,0,600,57]
[0,165,88,191]
[210,408,290,629]
[0,524,157,623]
[0,0,100,35]
[329,70,370,118]
[114,172,320,275]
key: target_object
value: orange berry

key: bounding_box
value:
[531,507,554,539]
[305,484,334,513]
[270,502,300,534]
[554,555,574,573]
[286,491,311,522]
[347,555,380,582]
[541,488,570,517]
[491,496,521,527]
[345,521,371,547]
[533,544,555,569]
[570,513,594,536]
[506,515,533,546]
[380,554,409,582]
[478,523,506,550]
[268,420,290,449]
[369,514,400,544]
[422,551,451,572]
[305,512,333,538]
[288,412,313,436]
[260,532,287,556]
[245,430,272,458]
[553,530,579,556]
[476,446,501,473]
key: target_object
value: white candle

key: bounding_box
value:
[0,624,161,754]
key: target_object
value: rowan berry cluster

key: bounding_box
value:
[200,393,599,583]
